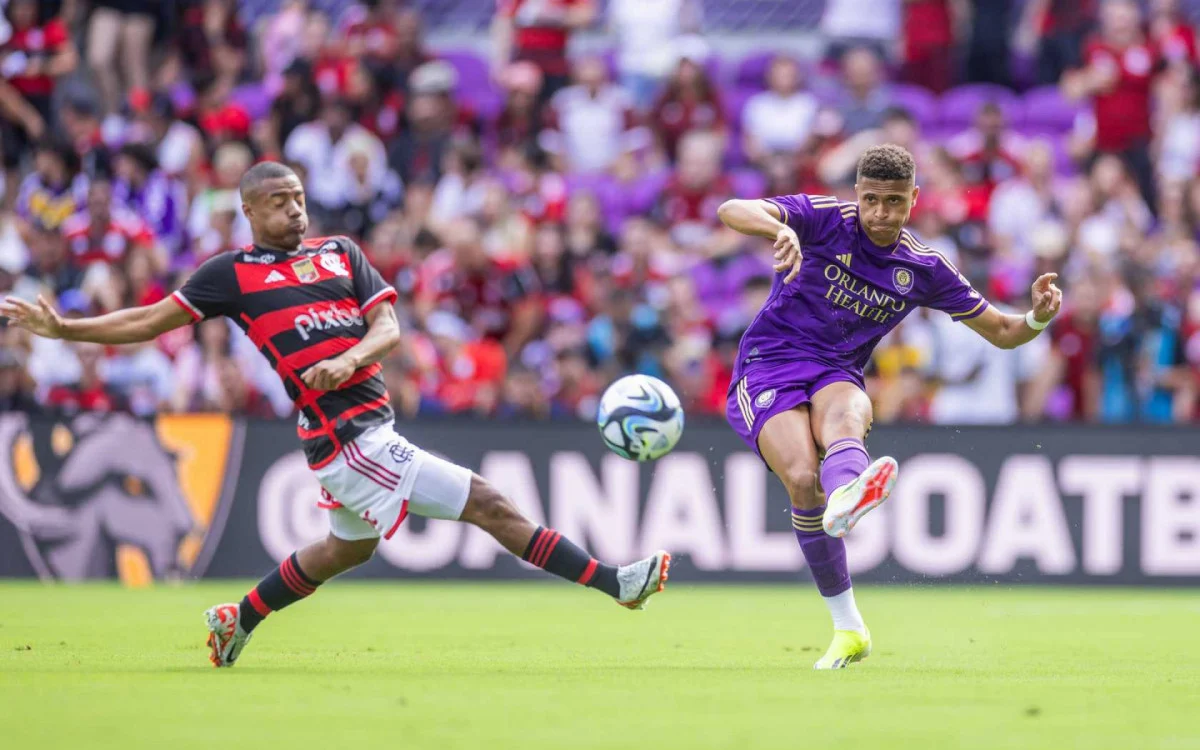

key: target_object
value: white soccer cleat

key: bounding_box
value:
[205,603,252,668]
[823,456,899,538]
[615,550,671,610]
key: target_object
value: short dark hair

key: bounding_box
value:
[239,161,298,200]
[857,144,916,183]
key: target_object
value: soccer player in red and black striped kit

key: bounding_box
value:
[0,162,670,667]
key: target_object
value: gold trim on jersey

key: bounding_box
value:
[950,299,987,319]
[765,198,790,225]
[897,229,960,273]
[736,378,754,431]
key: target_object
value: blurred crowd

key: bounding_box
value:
[1,0,1199,425]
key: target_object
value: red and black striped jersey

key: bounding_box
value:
[172,236,398,468]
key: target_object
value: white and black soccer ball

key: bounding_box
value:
[596,374,685,462]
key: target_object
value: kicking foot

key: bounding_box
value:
[823,456,898,538]
[615,550,671,610]
[205,603,252,668]
[813,628,872,670]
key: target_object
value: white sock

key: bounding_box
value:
[823,588,866,633]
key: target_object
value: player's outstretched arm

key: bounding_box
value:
[301,302,401,391]
[964,273,1063,350]
[0,294,193,344]
[717,199,804,283]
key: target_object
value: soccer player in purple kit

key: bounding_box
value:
[717,145,1063,669]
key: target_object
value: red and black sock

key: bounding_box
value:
[522,526,619,598]
[238,553,322,633]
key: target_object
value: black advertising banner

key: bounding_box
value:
[2,413,1198,584]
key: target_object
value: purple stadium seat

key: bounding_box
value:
[599,47,721,86]
[939,84,1023,131]
[730,169,765,198]
[721,86,758,127]
[1049,138,1078,176]
[460,88,504,120]
[624,170,671,216]
[885,83,939,129]
[1021,85,1085,134]
[735,51,776,88]
[734,52,814,91]
[169,83,196,117]
[438,49,490,92]
[229,83,272,123]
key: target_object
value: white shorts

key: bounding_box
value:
[313,423,473,542]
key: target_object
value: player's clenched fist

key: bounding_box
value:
[772,226,803,284]
[302,355,356,391]
[0,295,65,339]
[1030,272,1063,324]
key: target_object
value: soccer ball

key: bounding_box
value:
[596,375,685,462]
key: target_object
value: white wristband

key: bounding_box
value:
[1025,310,1049,331]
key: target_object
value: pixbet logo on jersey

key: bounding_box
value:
[293,303,364,341]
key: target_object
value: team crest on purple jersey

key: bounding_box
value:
[892,267,914,294]
[755,389,776,409]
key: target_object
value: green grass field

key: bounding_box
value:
[1,582,1197,750]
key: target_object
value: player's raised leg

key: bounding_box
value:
[205,532,378,667]
[810,382,897,539]
[757,406,868,669]
[457,470,669,610]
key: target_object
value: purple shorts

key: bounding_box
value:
[725,358,864,459]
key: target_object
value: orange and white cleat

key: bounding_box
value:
[823,457,899,538]
[205,603,253,668]
[615,550,671,610]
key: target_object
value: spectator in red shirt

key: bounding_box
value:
[1064,0,1161,209]
[1049,275,1102,420]
[45,342,124,414]
[61,179,159,270]
[491,60,545,156]
[1,1,75,108]
[0,0,76,175]
[393,8,433,92]
[1019,0,1098,85]
[425,310,508,414]
[418,216,544,357]
[900,0,961,93]
[650,52,724,163]
[654,130,733,250]
[1149,0,1198,76]
[173,0,247,95]
[341,0,402,81]
[493,0,597,103]
[948,102,1025,208]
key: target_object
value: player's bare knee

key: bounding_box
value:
[460,474,523,529]
[781,466,820,509]
[823,408,870,443]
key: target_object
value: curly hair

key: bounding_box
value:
[857,144,916,183]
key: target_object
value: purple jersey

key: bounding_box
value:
[734,193,988,383]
